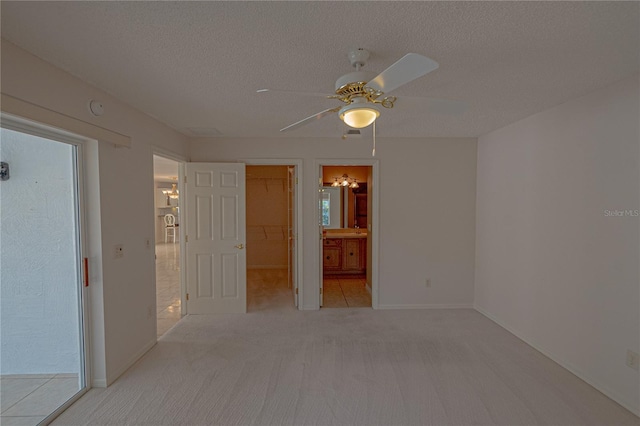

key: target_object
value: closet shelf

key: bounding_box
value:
[247,225,289,241]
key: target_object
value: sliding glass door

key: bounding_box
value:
[0,125,88,425]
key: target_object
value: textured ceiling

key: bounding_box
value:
[1,1,638,138]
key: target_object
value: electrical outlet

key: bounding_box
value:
[425,278,431,288]
[145,238,151,249]
[114,244,124,259]
[627,350,639,371]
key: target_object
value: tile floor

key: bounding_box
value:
[322,275,372,308]
[0,374,80,426]
[156,242,182,337]
[154,244,370,328]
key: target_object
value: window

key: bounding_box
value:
[321,192,330,226]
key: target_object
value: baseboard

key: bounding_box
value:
[474,305,639,417]
[247,265,288,270]
[92,378,107,388]
[105,338,157,387]
[377,303,474,310]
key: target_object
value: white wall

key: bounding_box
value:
[1,40,189,386]
[0,129,80,374]
[475,75,640,413]
[190,136,477,310]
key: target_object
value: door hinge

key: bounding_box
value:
[185,235,188,243]
[295,177,298,184]
[320,287,323,295]
[184,175,187,183]
[186,293,189,301]
[295,288,298,295]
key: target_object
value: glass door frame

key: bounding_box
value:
[1,114,92,423]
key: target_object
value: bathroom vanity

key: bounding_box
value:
[323,230,367,275]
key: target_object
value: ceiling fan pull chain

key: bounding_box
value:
[372,121,376,157]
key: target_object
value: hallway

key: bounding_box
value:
[155,243,181,337]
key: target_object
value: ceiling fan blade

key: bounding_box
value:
[257,88,336,98]
[399,96,469,115]
[366,53,439,94]
[280,107,341,132]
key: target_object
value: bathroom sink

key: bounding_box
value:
[324,229,367,238]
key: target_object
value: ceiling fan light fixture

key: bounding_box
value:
[338,103,380,129]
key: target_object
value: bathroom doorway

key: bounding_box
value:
[319,163,377,308]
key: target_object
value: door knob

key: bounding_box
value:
[235,243,244,249]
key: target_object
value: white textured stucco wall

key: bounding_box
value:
[0,128,81,374]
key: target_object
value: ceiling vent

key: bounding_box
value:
[342,129,362,139]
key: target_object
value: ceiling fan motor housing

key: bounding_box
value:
[334,71,377,93]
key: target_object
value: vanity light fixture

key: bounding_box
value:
[331,174,359,189]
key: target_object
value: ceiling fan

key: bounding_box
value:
[257,48,467,132]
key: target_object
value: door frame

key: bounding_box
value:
[242,158,304,309]
[0,114,94,420]
[152,148,187,316]
[316,159,380,309]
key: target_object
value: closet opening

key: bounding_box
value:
[246,164,298,311]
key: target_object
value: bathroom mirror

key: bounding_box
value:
[321,184,367,229]
[322,166,370,229]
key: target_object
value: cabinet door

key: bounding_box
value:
[323,247,342,270]
[323,239,342,271]
[344,239,361,270]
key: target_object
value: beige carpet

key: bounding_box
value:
[53,308,638,425]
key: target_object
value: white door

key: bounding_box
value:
[185,163,247,313]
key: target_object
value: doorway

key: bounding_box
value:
[0,124,89,425]
[319,161,378,309]
[182,160,302,314]
[152,155,182,337]
[246,164,298,311]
